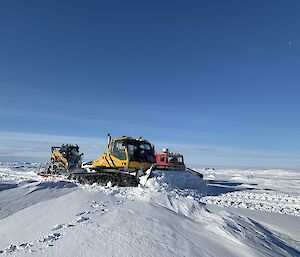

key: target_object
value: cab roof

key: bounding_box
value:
[114,136,151,143]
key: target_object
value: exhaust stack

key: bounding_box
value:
[107,134,112,151]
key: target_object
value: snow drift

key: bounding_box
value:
[0,163,299,256]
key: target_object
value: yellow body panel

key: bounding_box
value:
[128,161,152,170]
[92,153,127,168]
[51,150,68,169]
[91,153,152,170]
[91,136,154,171]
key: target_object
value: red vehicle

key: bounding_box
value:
[155,149,186,171]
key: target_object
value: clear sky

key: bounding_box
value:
[0,0,300,168]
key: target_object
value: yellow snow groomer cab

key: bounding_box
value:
[86,134,156,172]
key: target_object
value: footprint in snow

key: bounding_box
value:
[89,201,112,214]
[90,202,100,209]
[100,208,109,213]
[77,216,89,223]
[52,224,65,231]
[93,202,110,212]
[91,200,110,207]
[0,242,36,254]
[2,244,17,253]
[18,243,33,250]
[39,232,61,243]
[76,211,90,216]
[99,200,110,206]
[114,200,124,205]
[0,229,65,254]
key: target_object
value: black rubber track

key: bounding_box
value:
[68,171,139,187]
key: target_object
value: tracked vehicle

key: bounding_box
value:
[77,134,156,186]
[41,135,156,186]
[155,149,186,171]
[154,148,203,179]
[45,144,83,175]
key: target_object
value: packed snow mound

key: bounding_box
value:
[80,169,208,206]
[149,170,206,190]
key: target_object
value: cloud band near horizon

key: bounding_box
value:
[0,131,299,169]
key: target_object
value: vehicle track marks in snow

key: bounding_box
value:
[201,191,300,216]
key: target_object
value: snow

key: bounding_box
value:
[200,168,300,217]
[0,163,299,256]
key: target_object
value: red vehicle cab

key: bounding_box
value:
[155,149,186,171]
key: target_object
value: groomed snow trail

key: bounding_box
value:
[199,168,300,217]
[202,191,300,216]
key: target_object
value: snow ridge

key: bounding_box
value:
[1,163,300,257]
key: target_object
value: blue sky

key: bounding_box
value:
[0,1,300,168]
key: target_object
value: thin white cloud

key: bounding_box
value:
[0,131,105,161]
[0,107,110,126]
[0,131,299,169]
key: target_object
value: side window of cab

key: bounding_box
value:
[112,140,126,160]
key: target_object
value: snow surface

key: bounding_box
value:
[0,163,299,257]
